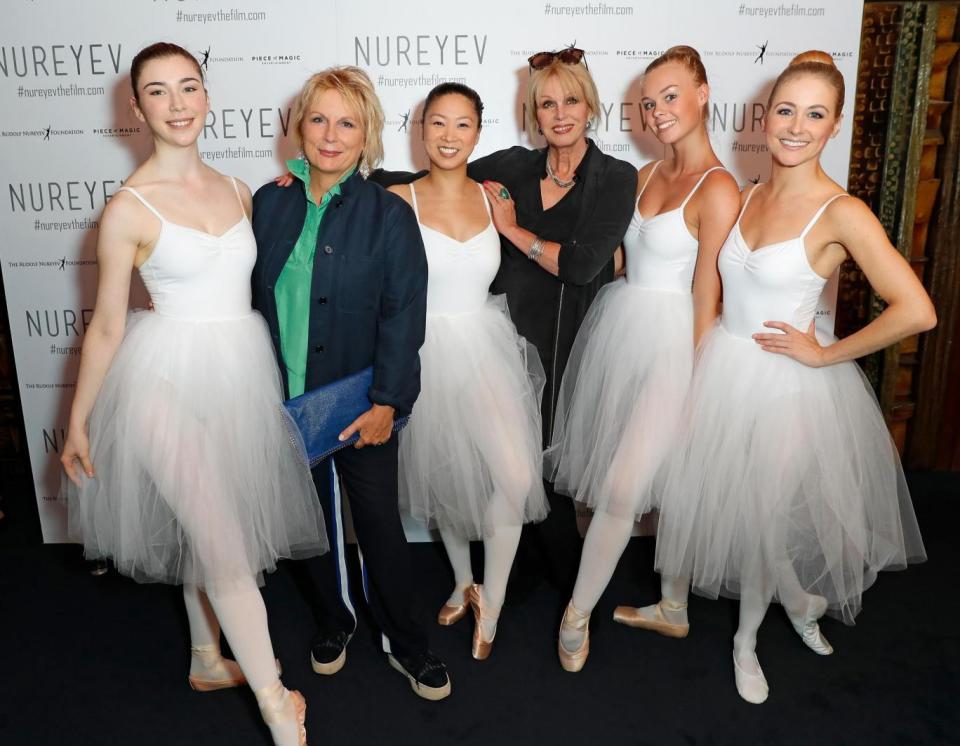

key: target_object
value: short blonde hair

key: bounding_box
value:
[525,60,600,140]
[291,66,385,170]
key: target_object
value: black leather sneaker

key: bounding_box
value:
[387,650,451,701]
[310,630,351,675]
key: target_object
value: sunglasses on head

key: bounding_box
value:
[527,46,587,71]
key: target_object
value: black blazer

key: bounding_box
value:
[251,171,428,417]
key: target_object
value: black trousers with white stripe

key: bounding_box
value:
[301,437,430,658]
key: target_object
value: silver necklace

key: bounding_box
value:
[546,158,576,189]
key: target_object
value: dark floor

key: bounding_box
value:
[1,471,958,746]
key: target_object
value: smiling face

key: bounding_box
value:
[535,74,591,148]
[131,54,208,146]
[299,87,366,178]
[764,74,842,166]
[422,92,481,171]
[641,60,708,145]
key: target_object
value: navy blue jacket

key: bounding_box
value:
[251,171,428,417]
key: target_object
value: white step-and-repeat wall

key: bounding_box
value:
[1,0,863,542]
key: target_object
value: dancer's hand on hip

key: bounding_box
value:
[753,319,827,368]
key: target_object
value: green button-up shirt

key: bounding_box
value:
[274,159,355,397]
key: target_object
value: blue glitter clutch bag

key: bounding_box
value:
[282,366,410,467]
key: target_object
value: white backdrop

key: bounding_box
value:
[0,0,863,542]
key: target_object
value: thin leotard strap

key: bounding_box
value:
[735,183,763,225]
[477,181,494,219]
[117,186,165,221]
[408,182,422,221]
[800,193,849,238]
[679,166,727,210]
[229,176,247,220]
[636,160,663,203]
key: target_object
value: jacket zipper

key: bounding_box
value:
[548,283,564,443]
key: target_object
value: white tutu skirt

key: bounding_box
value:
[654,324,925,623]
[545,280,693,518]
[63,310,328,592]
[399,295,549,539]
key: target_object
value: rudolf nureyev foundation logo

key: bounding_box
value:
[196,45,244,67]
[0,125,84,140]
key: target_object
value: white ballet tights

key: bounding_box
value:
[183,580,301,745]
[560,511,634,652]
[439,490,524,641]
[733,558,813,677]
[440,528,474,603]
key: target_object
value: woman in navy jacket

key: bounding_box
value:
[251,67,450,702]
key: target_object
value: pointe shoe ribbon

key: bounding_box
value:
[787,595,833,656]
[188,646,282,691]
[437,587,470,626]
[733,652,769,704]
[557,602,590,673]
[256,685,307,746]
[467,584,498,660]
[612,600,689,639]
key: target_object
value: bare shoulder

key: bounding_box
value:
[700,168,741,202]
[824,193,873,224]
[386,182,413,207]
[101,189,147,231]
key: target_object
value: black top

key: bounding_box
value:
[251,172,428,417]
[374,139,636,443]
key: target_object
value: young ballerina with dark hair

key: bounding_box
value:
[388,82,549,659]
[60,42,325,744]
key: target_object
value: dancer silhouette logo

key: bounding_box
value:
[755,41,768,64]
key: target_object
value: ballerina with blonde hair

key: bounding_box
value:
[652,50,933,703]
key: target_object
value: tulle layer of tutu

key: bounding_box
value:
[545,281,694,518]
[399,295,549,539]
[63,310,328,592]
[654,324,925,623]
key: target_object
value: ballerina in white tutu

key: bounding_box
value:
[60,43,325,745]
[545,46,741,671]
[653,51,934,704]
[388,83,548,659]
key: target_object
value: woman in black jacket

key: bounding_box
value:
[251,66,450,702]
[460,51,637,595]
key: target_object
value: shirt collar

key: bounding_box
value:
[286,158,357,206]
[537,138,596,180]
